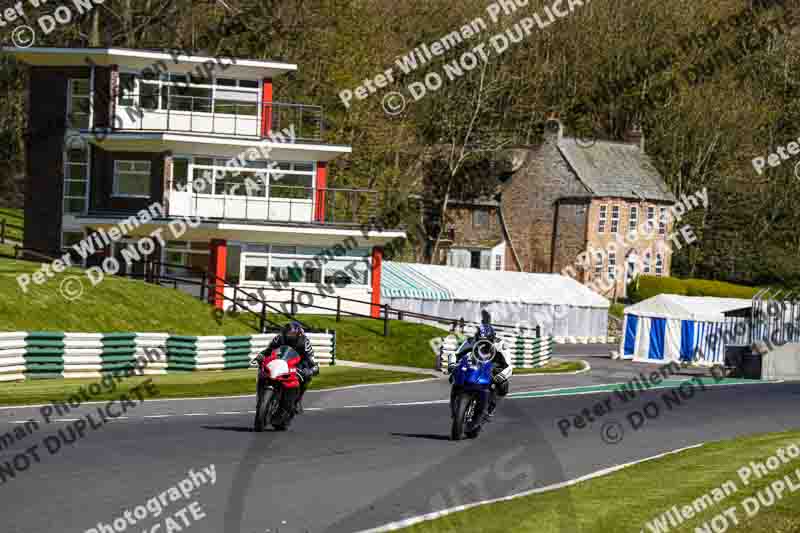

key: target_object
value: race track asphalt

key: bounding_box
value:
[0,353,798,533]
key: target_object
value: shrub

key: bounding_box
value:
[627,275,759,303]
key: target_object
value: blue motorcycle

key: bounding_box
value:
[449,339,497,440]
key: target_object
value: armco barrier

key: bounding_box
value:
[0,331,335,381]
[436,331,554,371]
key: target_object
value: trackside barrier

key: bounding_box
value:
[436,331,554,371]
[0,331,335,381]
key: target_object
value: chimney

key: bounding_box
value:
[544,113,563,144]
[625,121,645,152]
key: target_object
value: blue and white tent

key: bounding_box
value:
[620,295,752,365]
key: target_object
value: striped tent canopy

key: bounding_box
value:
[381,261,454,300]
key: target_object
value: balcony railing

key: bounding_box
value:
[109,91,323,141]
[167,185,380,226]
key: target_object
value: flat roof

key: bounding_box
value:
[1,47,297,79]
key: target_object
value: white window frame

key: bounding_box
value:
[186,157,316,202]
[63,143,90,215]
[67,78,92,130]
[655,253,664,276]
[495,254,502,270]
[629,206,639,232]
[647,206,656,232]
[659,207,668,235]
[239,244,371,287]
[118,69,262,119]
[594,252,603,276]
[598,204,607,233]
[643,251,652,274]
[608,251,617,280]
[610,205,620,234]
[113,160,152,198]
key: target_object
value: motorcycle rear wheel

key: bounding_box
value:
[451,394,474,441]
[254,387,275,432]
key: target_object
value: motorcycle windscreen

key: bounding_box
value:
[452,359,494,387]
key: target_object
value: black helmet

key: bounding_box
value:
[282,321,305,349]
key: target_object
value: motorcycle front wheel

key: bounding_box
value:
[451,393,475,441]
[254,386,275,432]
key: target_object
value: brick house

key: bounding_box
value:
[439,119,676,299]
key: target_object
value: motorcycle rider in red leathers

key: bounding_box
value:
[256,321,319,413]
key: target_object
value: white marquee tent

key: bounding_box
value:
[620,294,752,365]
[381,262,609,337]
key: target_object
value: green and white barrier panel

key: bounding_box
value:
[436,332,554,371]
[0,331,335,380]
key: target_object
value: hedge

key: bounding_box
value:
[627,275,760,303]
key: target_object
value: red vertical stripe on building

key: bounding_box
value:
[315,162,328,222]
[371,246,384,318]
[208,239,227,310]
[261,78,273,137]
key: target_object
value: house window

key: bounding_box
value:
[470,251,481,269]
[598,205,607,233]
[608,251,617,280]
[67,78,91,129]
[659,207,668,235]
[495,254,502,270]
[655,253,664,276]
[643,251,652,274]
[113,160,151,198]
[118,72,260,117]
[629,206,639,232]
[647,206,656,233]
[594,252,603,276]
[63,144,89,214]
[610,205,620,234]
[472,210,489,228]
[163,241,209,277]
[240,244,370,287]
[187,158,314,200]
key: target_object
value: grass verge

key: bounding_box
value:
[0,366,427,406]
[401,429,800,532]
[514,359,586,374]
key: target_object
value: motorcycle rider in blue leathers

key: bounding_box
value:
[448,322,513,417]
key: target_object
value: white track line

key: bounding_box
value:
[0,377,438,411]
[358,443,705,532]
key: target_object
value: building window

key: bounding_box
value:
[610,205,620,234]
[598,205,607,233]
[608,251,617,280]
[63,144,89,214]
[118,72,260,117]
[163,241,209,277]
[495,254,502,270]
[187,158,314,200]
[647,206,656,233]
[113,160,152,198]
[659,207,668,235]
[67,78,91,129]
[240,244,370,286]
[594,252,603,276]
[655,253,664,276]
[470,251,481,269]
[472,210,489,228]
[629,206,639,232]
[643,251,652,274]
